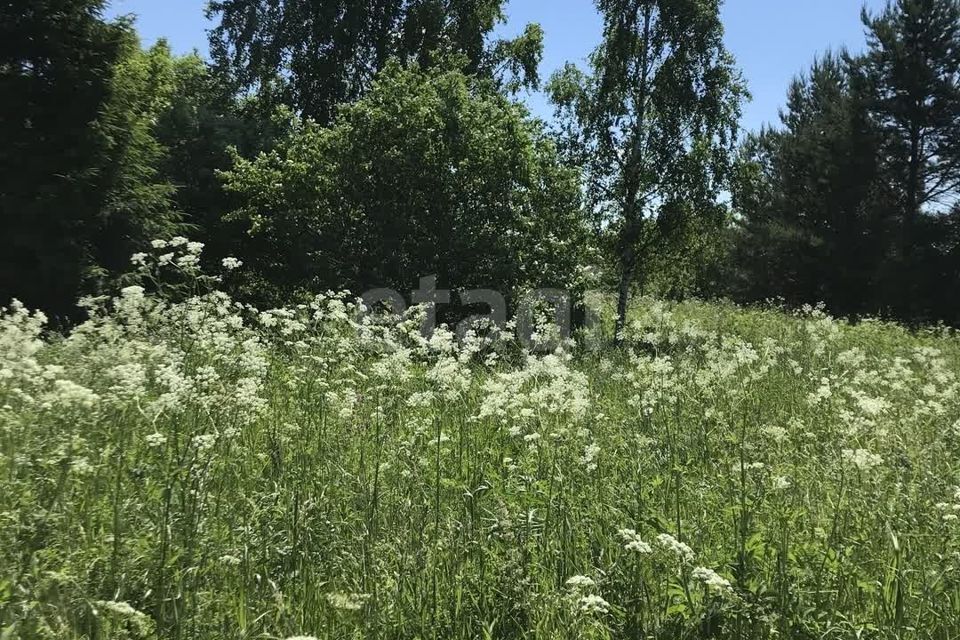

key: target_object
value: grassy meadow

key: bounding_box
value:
[3,246,960,639]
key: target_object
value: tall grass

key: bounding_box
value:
[2,242,960,639]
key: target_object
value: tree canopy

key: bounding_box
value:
[220,60,590,306]
[549,0,746,339]
[207,0,544,123]
[0,2,181,321]
[5,0,960,331]
[731,0,960,324]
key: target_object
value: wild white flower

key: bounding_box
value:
[842,448,883,473]
[578,594,610,614]
[130,252,148,266]
[952,419,960,438]
[233,377,267,422]
[325,388,358,420]
[762,425,788,443]
[107,363,147,401]
[772,475,792,490]
[326,592,370,611]
[427,355,471,400]
[259,312,279,329]
[837,348,867,368]
[406,390,435,408]
[580,443,601,471]
[158,252,175,265]
[192,433,217,454]
[854,393,890,417]
[618,528,653,554]
[95,600,153,634]
[47,379,99,410]
[150,239,168,249]
[71,457,93,475]
[429,433,451,446]
[176,253,201,269]
[186,241,205,255]
[120,285,145,299]
[146,432,168,448]
[655,533,694,562]
[373,349,415,384]
[222,257,243,270]
[169,236,189,247]
[692,566,733,595]
[97,600,145,618]
[807,377,833,405]
[478,353,590,423]
[565,575,596,589]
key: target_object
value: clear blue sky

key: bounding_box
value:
[106,0,888,133]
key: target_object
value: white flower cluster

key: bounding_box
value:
[326,592,371,611]
[577,594,610,615]
[655,533,695,563]
[221,256,243,270]
[618,528,653,554]
[478,352,590,430]
[94,600,154,635]
[565,575,596,589]
[842,448,884,473]
[772,475,792,490]
[692,566,733,596]
[564,572,610,616]
[137,237,206,271]
[935,488,960,522]
[580,442,601,472]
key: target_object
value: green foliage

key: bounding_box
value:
[729,0,960,324]
[857,0,960,219]
[547,0,746,338]
[857,0,960,316]
[0,0,127,319]
[153,53,289,269]
[0,4,181,322]
[221,60,590,306]
[731,54,894,315]
[5,254,960,638]
[207,0,544,123]
[91,40,184,289]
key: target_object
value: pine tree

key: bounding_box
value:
[855,0,960,316]
[733,54,892,315]
[859,0,960,220]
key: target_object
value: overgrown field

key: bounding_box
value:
[4,247,960,639]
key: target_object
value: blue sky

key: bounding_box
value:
[106,0,888,133]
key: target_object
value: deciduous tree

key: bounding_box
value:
[207,0,543,123]
[220,60,589,307]
[548,0,745,341]
[0,2,181,320]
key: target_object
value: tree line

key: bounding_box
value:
[731,0,960,325]
[2,0,959,332]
